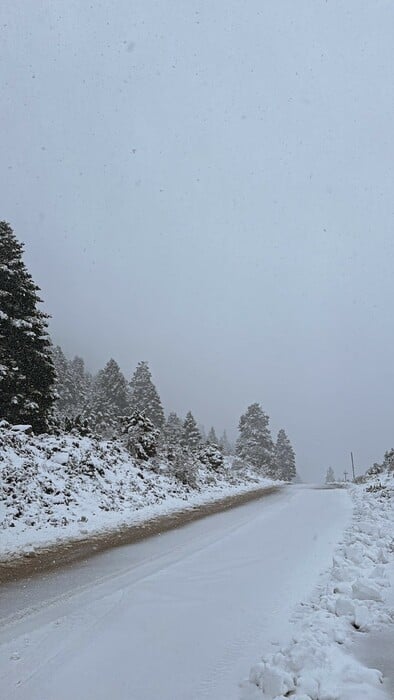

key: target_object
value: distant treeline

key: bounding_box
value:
[0,221,296,481]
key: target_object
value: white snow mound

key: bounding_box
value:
[243,470,394,700]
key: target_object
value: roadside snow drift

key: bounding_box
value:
[243,474,394,700]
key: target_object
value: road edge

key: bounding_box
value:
[0,485,283,584]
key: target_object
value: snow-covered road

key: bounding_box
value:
[0,486,352,700]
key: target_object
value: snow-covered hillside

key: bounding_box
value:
[243,464,394,699]
[0,422,276,560]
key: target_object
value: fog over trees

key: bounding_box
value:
[0,222,298,482]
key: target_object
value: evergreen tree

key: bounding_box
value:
[88,369,116,436]
[122,410,159,461]
[100,359,129,416]
[199,442,224,470]
[129,361,164,429]
[182,411,202,451]
[325,466,335,483]
[207,426,218,445]
[52,346,82,420]
[52,347,92,423]
[219,430,232,455]
[164,411,184,445]
[169,444,198,487]
[0,221,55,431]
[87,359,128,436]
[235,403,274,472]
[52,345,74,419]
[273,429,296,480]
[69,355,92,416]
[382,449,394,473]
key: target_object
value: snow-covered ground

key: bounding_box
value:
[0,486,352,700]
[1,429,392,700]
[243,472,394,700]
[0,423,275,560]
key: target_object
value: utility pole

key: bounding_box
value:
[350,452,356,481]
[343,470,348,482]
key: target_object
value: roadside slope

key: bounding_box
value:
[0,423,278,563]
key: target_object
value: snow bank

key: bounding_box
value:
[242,473,394,700]
[0,423,276,559]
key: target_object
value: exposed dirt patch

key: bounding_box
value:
[0,485,281,585]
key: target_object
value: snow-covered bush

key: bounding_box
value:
[122,411,159,460]
[63,414,92,437]
[168,445,198,488]
[198,443,224,471]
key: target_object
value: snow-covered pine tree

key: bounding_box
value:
[87,369,116,436]
[199,442,224,470]
[207,426,218,445]
[273,429,296,480]
[0,221,55,431]
[52,347,93,425]
[219,430,232,455]
[164,411,184,446]
[100,358,129,417]
[199,426,223,469]
[52,345,77,421]
[129,361,164,429]
[122,410,159,461]
[182,411,202,451]
[325,466,335,483]
[381,449,394,473]
[235,403,274,473]
[69,355,92,416]
[87,359,128,436]
[169,444,198,487]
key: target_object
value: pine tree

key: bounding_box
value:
[52,345,74,418]
[87,359,128,436]
[53,347,92,424]
[129,361,164,429]
[169,444,198,487]
[199,424,207,442]
[182,411,202,451]
[199,443,224,470]
[382,449,394,473]
[325,466,335,483]
[164,411,184,445]
[69,355,92,416]
[219,430,232,455]
[123,410,159,460]
[88,369,116,436]
[235,403,274,472]
[100,359,129,416]
[0,221,55,431]
[273,429,296,480]
[207,426,218,445]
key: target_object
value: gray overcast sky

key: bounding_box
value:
[1,1,393,481]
